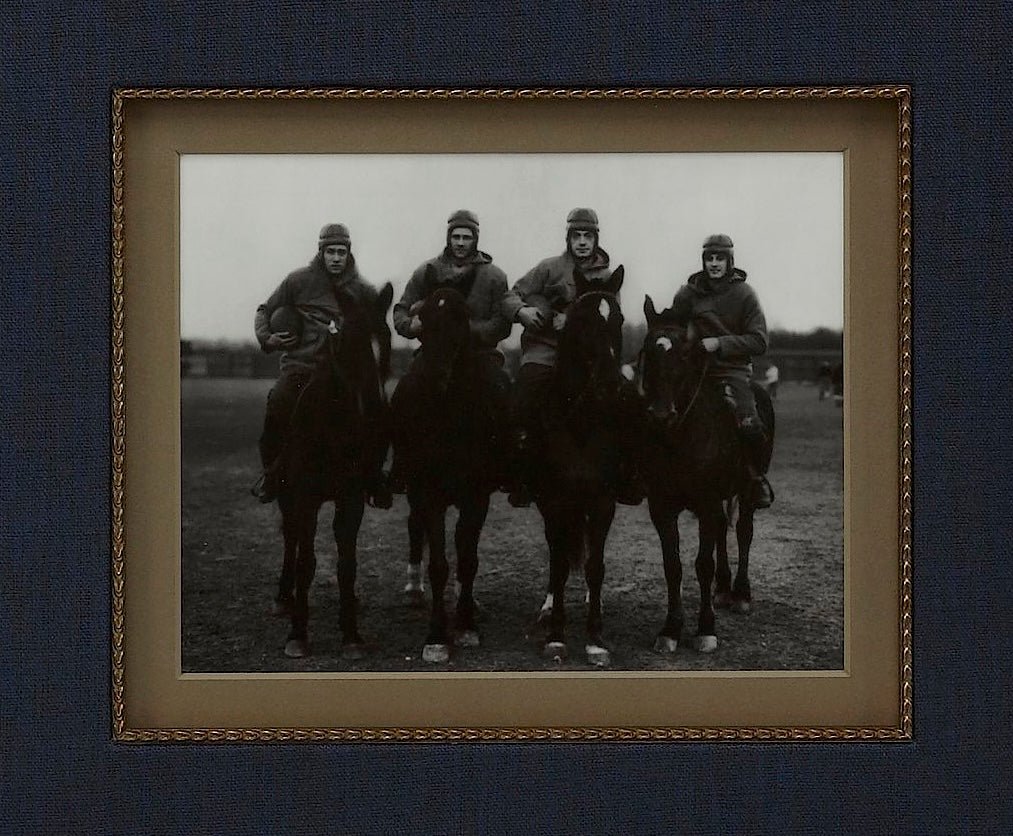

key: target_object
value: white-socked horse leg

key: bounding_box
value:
[404,563,425,606]
[538,592,554,623]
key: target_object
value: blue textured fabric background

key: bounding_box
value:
[2,2,1011,833]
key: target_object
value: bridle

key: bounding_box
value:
[558,289,623,415]
[420,294,469,394]
[641,329,711,434]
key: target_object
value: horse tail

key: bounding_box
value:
[571,528,588,569]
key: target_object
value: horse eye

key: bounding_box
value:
[656,336,673,352]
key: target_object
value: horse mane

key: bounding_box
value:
[417,285,480,390]
[424,262,478,303]
[548,272,625,419]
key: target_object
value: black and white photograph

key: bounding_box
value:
[180,151,844,672]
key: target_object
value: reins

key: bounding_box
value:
[668,355,710,432]
[640,334,710,435]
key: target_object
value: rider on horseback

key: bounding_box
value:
[502,208,645,508]
[252,222,391,507]
[671,233,775,508]
[388,209,513,492]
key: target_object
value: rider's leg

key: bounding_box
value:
[360,372,393,509]
[614,380,647,506]
[719,375,774,509]
[508,362,553,508]
[477,351,513,491]
[254,369,310,502]
[387,350,426,494]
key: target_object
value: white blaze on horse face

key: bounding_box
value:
[438,298,446,307]
[656,336,673,352]
[327,319,339,335]
[598,298,610,321]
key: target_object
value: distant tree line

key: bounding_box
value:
[182,326,843,379]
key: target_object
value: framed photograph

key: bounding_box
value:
[113,87,911,740]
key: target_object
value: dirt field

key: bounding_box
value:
[181,378,843,672]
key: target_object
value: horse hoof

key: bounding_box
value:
[271,597,293,618]
[422,643,451,664]
[341,642,367,661]
[696,635,718,654]
[585,645,610,667]
[714,591,733,609]
[456,630,480,648]
[654,635,679,654]
[731,599,751,614]
[543,641,568,661]
[284,638,309,658]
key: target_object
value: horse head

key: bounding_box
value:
[556,265,625,398]
[642,294,704,426]
[320,282,393,395]
[416,265,472,394]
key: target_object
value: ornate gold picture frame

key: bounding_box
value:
[112,87,911,741]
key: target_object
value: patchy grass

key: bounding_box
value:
[182,379,843,672]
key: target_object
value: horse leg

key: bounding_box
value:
[273,493,297,617]
[284,503,317,658]
[421,500,451,663]
[714,506,733,609]
[542,511,573,658]
[584,499,616,667]
[648,496,683,654]
[732,504,755,613]
[694,507,722,653]
[404,501,426,607]
[453,493,490,648]
[334,492,366,659]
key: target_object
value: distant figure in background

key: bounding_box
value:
[817,361,833,401]
[831,361,844,407]
[251,223,391,507]
[669,233,774,508]
[763,363,779,400]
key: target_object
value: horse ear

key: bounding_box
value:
[604,265,624,295]
[377,281,394,314]
[572,265,590,298]
[644,294,658,326]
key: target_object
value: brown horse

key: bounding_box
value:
[530,265,627,666]
[274,283,393,659]
[389,276,507,663]
[639,295,774,654]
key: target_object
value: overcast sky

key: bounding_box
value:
[180,152,843,344]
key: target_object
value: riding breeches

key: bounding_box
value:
[712,373,762,430]
[511,362,555,433]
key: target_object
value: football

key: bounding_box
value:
[268,306,303,339]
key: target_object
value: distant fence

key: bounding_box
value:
[756,348,843,383]
[181,343,841,383]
